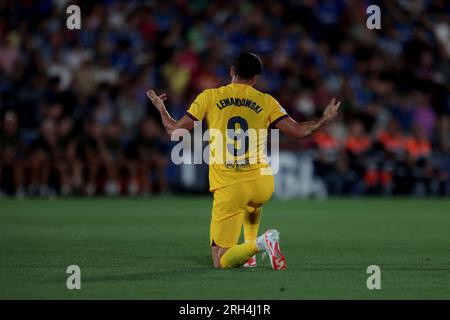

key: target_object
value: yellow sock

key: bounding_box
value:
[220,241,260,268]
[243,207,261,243]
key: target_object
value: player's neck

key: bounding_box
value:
[231,78,254,86]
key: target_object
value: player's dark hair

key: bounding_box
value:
[232,52,263,79]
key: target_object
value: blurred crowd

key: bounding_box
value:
[1,0,449,197]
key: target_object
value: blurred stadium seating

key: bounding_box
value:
[0,0,449,197]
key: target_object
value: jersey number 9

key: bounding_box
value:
[227,116,249,157]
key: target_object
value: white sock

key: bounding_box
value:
[256,234,266,251]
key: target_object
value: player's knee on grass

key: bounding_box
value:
[211,246,220,268]
[211,246,228,269]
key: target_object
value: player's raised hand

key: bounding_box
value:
[322,98,341,123]
[146,89,167,111]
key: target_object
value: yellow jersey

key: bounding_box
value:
[186,83,288,191]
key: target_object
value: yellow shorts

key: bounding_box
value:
[210,175,275,248]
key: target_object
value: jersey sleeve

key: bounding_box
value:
[268,95,289,125]
[186,90,209,121]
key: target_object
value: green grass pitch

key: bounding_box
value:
[0,197,449,299]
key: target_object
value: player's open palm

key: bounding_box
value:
[322,98,341,123]
[147,89,167,111]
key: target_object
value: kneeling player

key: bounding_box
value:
[147,52,340,270]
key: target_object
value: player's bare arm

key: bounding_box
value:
[147,89,195,135]
[275,98,341,139]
